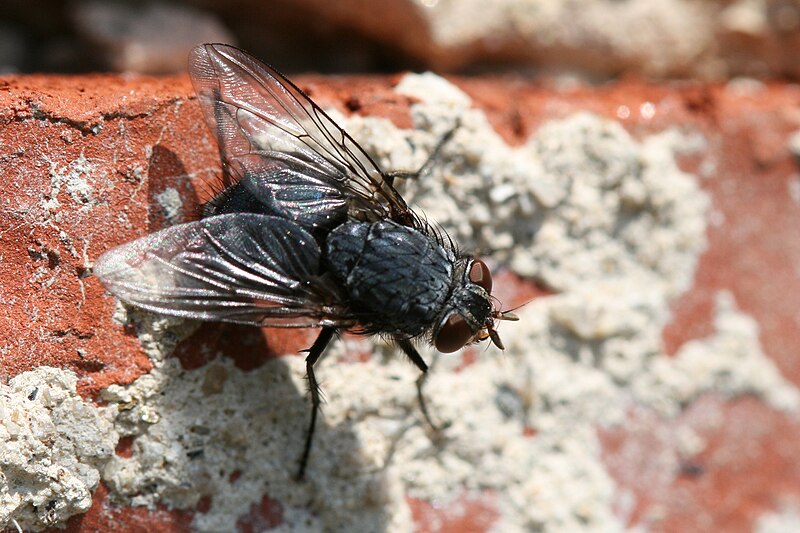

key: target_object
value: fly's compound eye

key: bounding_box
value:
[435,313,474,353]
[468,258,492,294]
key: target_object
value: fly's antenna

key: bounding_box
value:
[494,310,520,321]
[486,304,520,351]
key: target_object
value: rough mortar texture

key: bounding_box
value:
[0,367,117,530]
[3,73,800,531]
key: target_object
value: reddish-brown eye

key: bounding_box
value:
[434,313,474,353]
[468,259,492,294]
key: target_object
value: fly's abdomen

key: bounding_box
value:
[325,220,453,336]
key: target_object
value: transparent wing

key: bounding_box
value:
[94,214,354,327]
[189,43,416,230]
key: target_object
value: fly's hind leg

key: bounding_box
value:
[397,339,448,432]
[385,122,460,188]
[296,326,337,481]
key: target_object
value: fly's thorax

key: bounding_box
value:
[432,257,494,353]
[324,219,455,336]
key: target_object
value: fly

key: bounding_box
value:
[94,43,518,479]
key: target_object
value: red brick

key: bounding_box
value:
[3,73,800,532]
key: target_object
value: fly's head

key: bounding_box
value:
[433,258,518,353]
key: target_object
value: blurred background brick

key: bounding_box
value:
[3,0,800,78]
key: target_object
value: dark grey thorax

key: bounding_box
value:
[325,220,455,336]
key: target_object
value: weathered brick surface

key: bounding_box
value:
[2,73,800,531]
[0,74,207,395]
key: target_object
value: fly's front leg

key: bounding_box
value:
[396,339,447,431]
[385,122,460,188]
[296,326,337,480]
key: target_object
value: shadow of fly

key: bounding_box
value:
[94,44,518,479]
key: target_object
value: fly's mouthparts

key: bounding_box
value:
[487,326,505,350]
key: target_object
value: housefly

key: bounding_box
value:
[94,44,517,479]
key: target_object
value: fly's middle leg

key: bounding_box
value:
[296,326,337,480]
